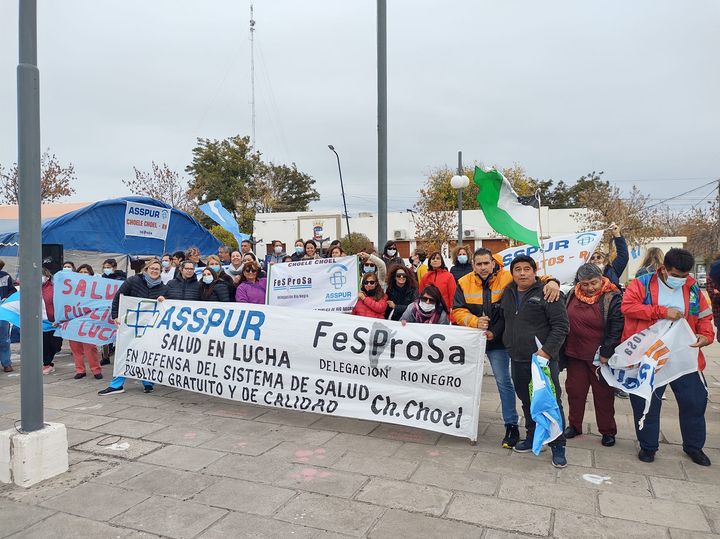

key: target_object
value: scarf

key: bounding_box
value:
[574,277,618,304]
[411,300,440,324]
[143,272,163,288]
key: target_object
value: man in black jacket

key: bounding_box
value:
[499,255,570,467]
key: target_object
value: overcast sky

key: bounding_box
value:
[1,1,718,216]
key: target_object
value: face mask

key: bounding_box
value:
[202,275,214,285]
[210,265,221,272]
[295,246,304,255]
[665,275,687,289]
[363,266,376,274]
[595,263,605,271]
[103,268,113,275]
[161,260,170,268]
[274,246,283,254]
[42,276,48,284]
[458,255,468,264]
[63,267,73,272]
[419,301,435,313]
[387,248,397,256]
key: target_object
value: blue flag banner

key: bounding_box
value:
[199,200,250,247]
[530,352,563,455]
[0,291,54,331]
[52,272,121,345]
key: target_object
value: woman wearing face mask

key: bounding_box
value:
[589,223,628,288]
[419,251,456,315]
[352,274,388,319]
[160,253,175,284]
[400,284,450,325]
[290,239,305,261]
[68,265,103,380]
[450,245,473,281]
[98,258,168,396]
[302,240,320,260]
[41,268,63,375]
[385,264,418,320]
[199,267,231,302]
[381,241,404,268]
[205,254,235,295]
[268,240,286,265]
[62,261,76,272]
[235,260,267,304]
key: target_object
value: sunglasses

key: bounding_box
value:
[590,254,604,261]
[420,296,436,304]
[244,268,258,273]
[395,273,407,279]
[364,281,377,286]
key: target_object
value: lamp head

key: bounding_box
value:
[450,175,470,189]
[328,145,335,151]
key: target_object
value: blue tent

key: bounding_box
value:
[0,196,220,256]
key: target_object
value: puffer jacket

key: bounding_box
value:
[385,284,418,320]
[165,275,201,301]
[111,274,168,318]
[200,280,232,302]
[450,262,472,282]
[352,294,388,319]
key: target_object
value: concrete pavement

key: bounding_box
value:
[1,342,719,538]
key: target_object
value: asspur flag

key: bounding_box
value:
[199,200,250,246]
[475,167,540,247]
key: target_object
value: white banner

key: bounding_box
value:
[114,296,485,439]
[124,201,171,241]
[266,255,359,313]
[499,230,604,284]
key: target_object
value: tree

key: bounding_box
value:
[0,150,76,204]
[341,232,373,255]
[123,161,195,214]
[209,225,239,251]
[255,162,319,213]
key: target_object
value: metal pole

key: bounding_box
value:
[329,146,351,237]
[377,0,387,251]
[18,0,44,433]
[457,151,463,245]
[716,179,720,252]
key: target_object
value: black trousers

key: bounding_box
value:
[42,331,63,366]
[511,359,566,447]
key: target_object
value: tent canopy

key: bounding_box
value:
[0,196,220,256]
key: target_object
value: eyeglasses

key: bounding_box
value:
[364,281,377,286]
[395,273,407,279]
[420,296,436,304]
[244,268,258,273]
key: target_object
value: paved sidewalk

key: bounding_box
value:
[1,342,719,538]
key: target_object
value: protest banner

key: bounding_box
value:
[499,230,604,284]
[53,272,120,345]
[266,255,359,313]
[115,296,485,439]
[600,319,700,427]
[124,201,171,241]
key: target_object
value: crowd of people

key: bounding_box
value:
[0,228,714,470]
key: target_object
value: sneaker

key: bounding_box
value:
[551,446,567,468]
[513,438,533,453]
[3,365,12,373]
[638,448,655,463]
[564,425,581,439]
[98,386,124,396]
[614,389,629,399]
[94,373,103,380]
[42,365,55,375]
[73,373,86,380]
[100,359,111,366]
[502,425,520,448]
[143,385,154,394]
[684,448,711,466]
[601,434,616,447]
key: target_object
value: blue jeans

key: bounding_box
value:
[487,348,519,426]
[630,372,707,453]
[0,320,10,368]
[109,376,154,390]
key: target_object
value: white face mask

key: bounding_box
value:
[418,301,435,313]
[387,248,397,256]
[103,268,113,275]
[274,246,283,254]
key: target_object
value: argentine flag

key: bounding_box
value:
[199,200,250,246]
[530,352,563,455]
[0,291,54,331]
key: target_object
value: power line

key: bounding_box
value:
[645,179,718,209]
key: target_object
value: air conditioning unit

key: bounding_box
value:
[463,228,476,238]
[393,229,408,240]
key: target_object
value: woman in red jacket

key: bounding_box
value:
[352,273,388,319]
[419,251,456,314]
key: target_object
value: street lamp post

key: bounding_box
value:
[450,151,470,245]
[328,145,351,237]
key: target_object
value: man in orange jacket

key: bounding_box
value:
[621,248,714,466]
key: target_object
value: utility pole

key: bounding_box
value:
[18,0,43,432]
[249,3,256,148]
[716,178,720,251]
[377,0,387,251]
[457,151,463,244]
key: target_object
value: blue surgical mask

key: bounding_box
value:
[458,255,468,264]
[295,246,304,255]
[202,275,214,285]
[161,260,170,268]
[363,266,376,274]
[210,265,221,272]
[103,268,113,275]
[665,275,687,289]
[63,267,73,272]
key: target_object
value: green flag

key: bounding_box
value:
[474,167,540,247]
